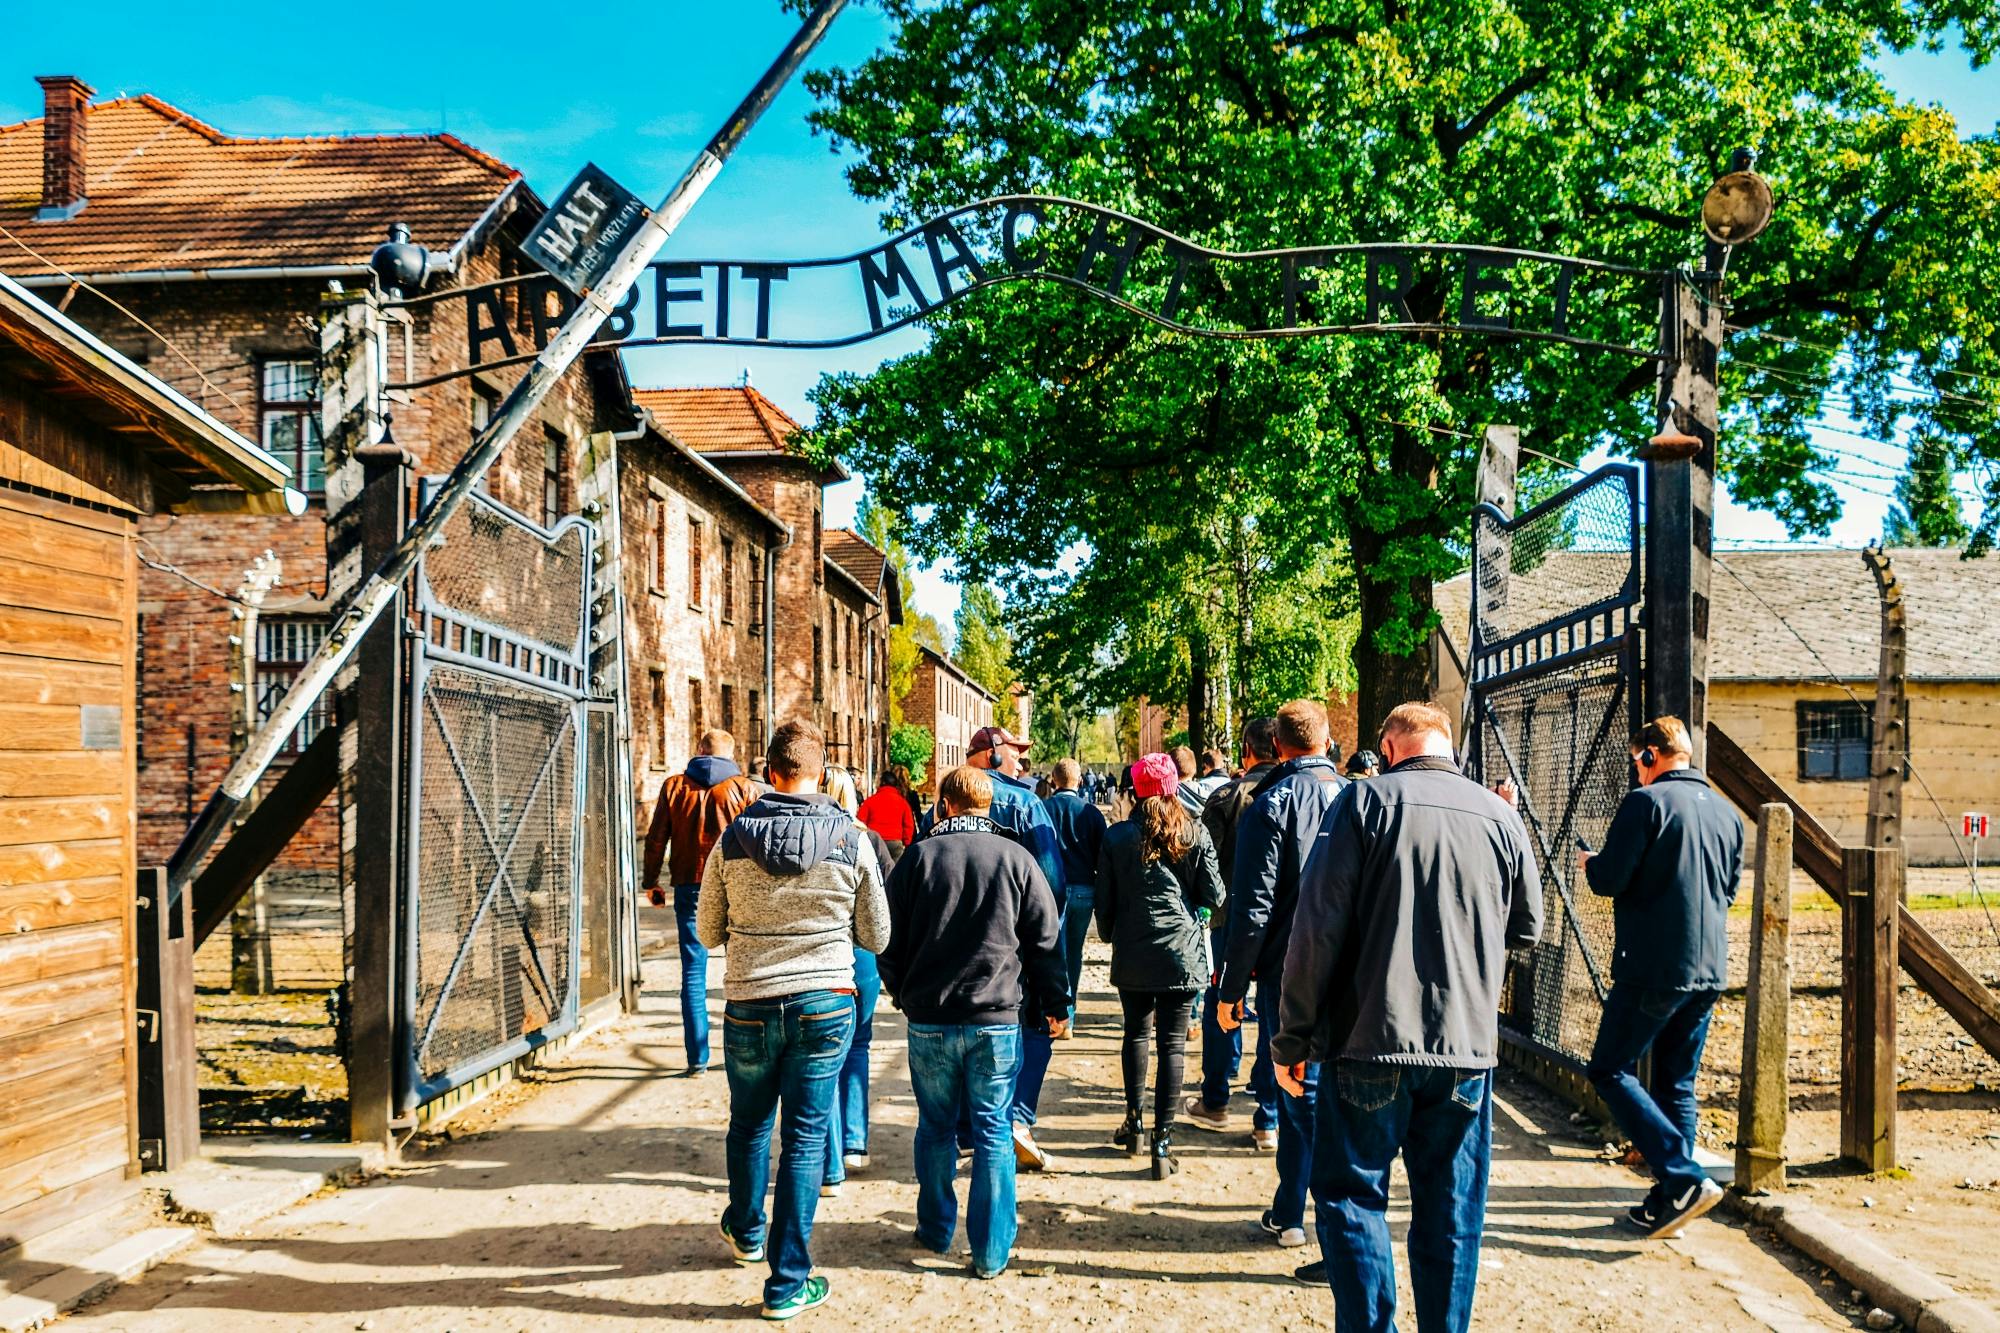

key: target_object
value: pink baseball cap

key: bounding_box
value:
[1131,752,1180,800]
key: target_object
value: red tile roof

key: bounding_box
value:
[633,384,809,454]
[823,527,887,592]
[0,93,519,278]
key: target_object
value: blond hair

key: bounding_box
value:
[1379,701,1453,745]
[939,764,994,814]
[1632,716,1693,759]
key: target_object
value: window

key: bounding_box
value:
[813,625,825,700]
[650,670,668,766]
[689,678,705,742]
[749,688,764,753]
[721,683,736,735]
[722,537,737,622]
[813,510,824,585]
[254,616,331,754]
[542,429,566,528]
[749,548,766,633]
[646,497,668,594]
[1797,700,1875,782]
[471,386,499,494]
[688,517,704,610]
[258,358,323,494]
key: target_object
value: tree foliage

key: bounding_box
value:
[953,582,1016,699]
[888,722,935,785]
[800,0,2000,737]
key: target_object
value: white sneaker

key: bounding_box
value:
[1012,1122,1049,1172]
[842,1152,870,1172]
[820,1181,843,1198]
[1648,1177,1724,1238]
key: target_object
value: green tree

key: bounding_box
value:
[953,582,1016,699]
[1883,434,1973,547]
[801,1,2000,738]
[888,723,935,785]
[859,492,947,723]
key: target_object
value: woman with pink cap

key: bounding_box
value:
[1095,751,1226,1179]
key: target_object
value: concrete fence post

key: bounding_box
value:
[1736,802,1792,1193]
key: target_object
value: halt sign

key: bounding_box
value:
[523,162,648,296]
[1968,812,1992,839]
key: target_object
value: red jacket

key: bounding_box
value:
[856,786,917,848]
[643,759,757,889]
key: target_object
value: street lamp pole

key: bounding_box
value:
[167,0,851,899]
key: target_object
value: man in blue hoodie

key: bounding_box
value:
[1217,699,1347,1251]
[643,728,758,1073]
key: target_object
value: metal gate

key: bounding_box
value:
[1466,463,1642,1067]
[399,490,593,1110]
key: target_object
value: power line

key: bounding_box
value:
[1726,325,2000,395]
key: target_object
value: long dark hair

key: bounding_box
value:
[1138,794,1194,863]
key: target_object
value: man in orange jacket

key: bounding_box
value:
[643,728,758,1072]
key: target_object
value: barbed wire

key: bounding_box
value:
[1710,551,2000,950]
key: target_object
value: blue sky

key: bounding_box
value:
[5,5,1995,626]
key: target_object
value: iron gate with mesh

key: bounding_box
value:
[1465,463,1642,1068]
[399,491,593,1111]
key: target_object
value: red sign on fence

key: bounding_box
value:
[1967,812,1991,840]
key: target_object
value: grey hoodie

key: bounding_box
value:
[696,792,890,1001]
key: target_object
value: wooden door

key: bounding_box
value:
[0,484,137,1243]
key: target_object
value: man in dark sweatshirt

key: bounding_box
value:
[641,728,757,1073]
[1278,701,1541,1333]
[1582,715,1743,1239]
[1216,698,1347,1250]
[879,764,1069,1281]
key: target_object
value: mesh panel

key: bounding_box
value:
[411,666,577,1084]
[578,708,617,1006]
[1474,470,1634,650]
[1479,659,1633,1061]
[424,498,588,655]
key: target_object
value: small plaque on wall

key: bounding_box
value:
[80,705,121,750]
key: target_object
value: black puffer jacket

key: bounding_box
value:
[1095,816,1225,992]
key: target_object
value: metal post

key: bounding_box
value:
[346,445,410,1147]
[134,865,200,1171]
[1736,803,1792,1193]
[1863,548,1907,902]
[1840,844,1899,1171]
[164,0,851,901]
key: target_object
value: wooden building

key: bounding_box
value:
[0,271,290,1248]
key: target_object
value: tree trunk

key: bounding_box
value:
[1348,425,1442,743]
[1187,630,1208,754]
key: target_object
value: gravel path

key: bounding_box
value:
[61,946,1873,1331]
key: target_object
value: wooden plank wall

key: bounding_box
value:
[0,483,138,1244]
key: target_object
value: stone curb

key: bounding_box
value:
[1723,1191,2000,1333]
[0,1227,196,1332]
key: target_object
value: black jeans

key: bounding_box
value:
[1118,989,1199,1133]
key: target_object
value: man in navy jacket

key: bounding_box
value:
[1216,699,1346,1250]
[1581,716,1744,1239]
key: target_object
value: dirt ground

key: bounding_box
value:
[65,941,1898,1331]
[1696,868,2000,1310]
[192,926,346,1136]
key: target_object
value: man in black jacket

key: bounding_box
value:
[1217,699,1347,1249]
[1185,717,1281,1145]
[1278,702,1541,1333]
[1581,716,1743,1239]
[879,765,1069,1280]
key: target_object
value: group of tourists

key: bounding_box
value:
[642,698,1744,1328]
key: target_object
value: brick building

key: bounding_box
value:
[618,413,788,799]
[909,644,994,785]
[635,386,900,780]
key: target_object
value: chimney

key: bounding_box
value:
[35,75,94,222]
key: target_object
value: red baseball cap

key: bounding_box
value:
[968,725,1028,756]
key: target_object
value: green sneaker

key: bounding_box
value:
[720,1216,764,1265]
[761,1275,831,1320]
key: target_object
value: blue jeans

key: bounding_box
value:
[1013,1022,1053,1126]
[824,949,881,1184]
[1314,1062,1492,1333]
[909,1022,1023,1277]
[1586,985,1719,1197]
[721,991,854,1307]
[1263,977,1317,1227]
[672,884,709,1069]
[1060,882,1094,1023]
